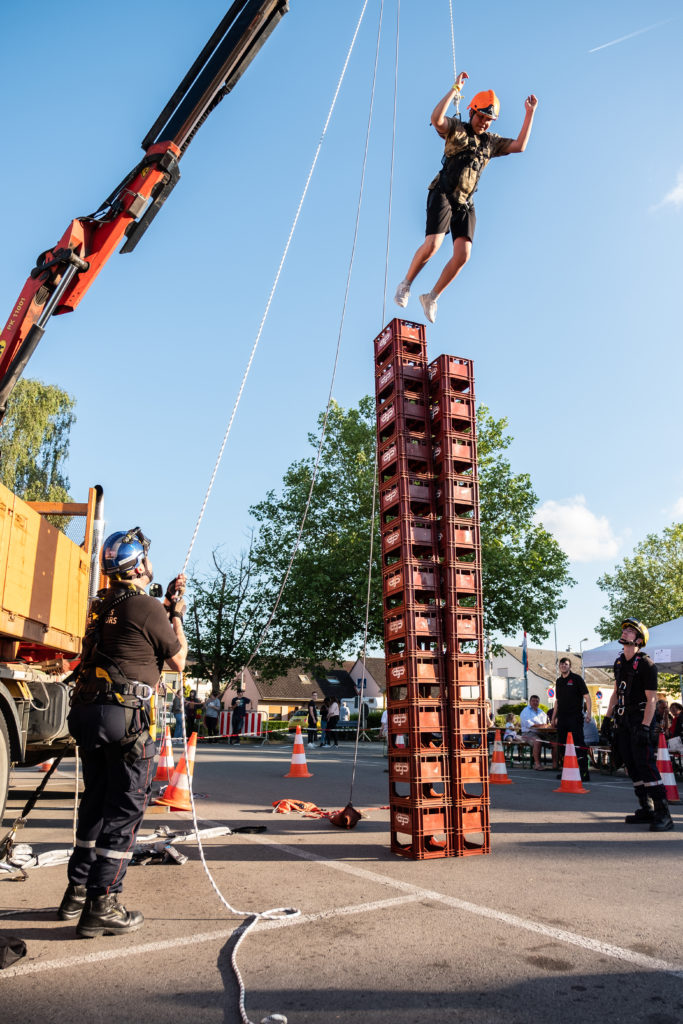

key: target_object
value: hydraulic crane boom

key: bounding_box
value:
[0,0,288,419]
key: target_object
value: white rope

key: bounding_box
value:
[175,5,373,1021]
[381,0,400,323]
[181,0,371,577]
[448,0,457,80]
[244,0,383,672]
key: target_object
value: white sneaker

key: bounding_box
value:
[394,280,411,308]
[419,292,437,324]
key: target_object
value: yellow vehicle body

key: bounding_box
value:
[0,481,96,659]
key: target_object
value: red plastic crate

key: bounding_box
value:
[387,680,445,704]
[441,610,483,641]
[447,703,488,736]
[386,608,442,640]
[432,439,476,474]
[430,392,475,427]
[374,319,426,361]
[386,653,444,686]
[428,354,475,391]
[452,802,490,857]
[389,752,449,784]
[383,561,439,596]
[390,805,453,860]
[450,751,489,801]
[440,565,478,592]
[387,704,444,735]
[381,476,436,511]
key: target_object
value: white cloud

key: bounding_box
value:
[535,496,619,562]
[672,497,683,517]
[654,169,683,210]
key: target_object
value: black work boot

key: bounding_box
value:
[624,791,655,824]
[57,882,87,920]
[650,799,674,832]
[76,894,144,938]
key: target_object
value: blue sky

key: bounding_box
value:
[1,1,681,657]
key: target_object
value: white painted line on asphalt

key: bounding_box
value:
[0,894,424,979]
[242,834,683,980]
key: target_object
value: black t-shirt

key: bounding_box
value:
[555,672,589,716]
[99,588,181,686]
[231,696,250,716]
[613,652,658,712]
[307,700,318,725]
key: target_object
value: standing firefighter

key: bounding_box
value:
[58,528,188,937]
[602,619,674,832]
[394,72,537,324]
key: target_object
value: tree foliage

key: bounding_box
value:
[596,523,683,640]
[0,378,75,501]
[249,397,381,668]
[186,545,277,691]
[243,397,574,668]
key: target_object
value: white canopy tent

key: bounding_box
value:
[583,616,683,674]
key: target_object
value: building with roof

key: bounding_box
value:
[489,647,613,712]
[222,663,361,719]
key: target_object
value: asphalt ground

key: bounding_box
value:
[1,739,682,1024]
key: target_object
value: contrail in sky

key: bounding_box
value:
[588,17,675,53]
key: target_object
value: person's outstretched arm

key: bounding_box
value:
[506,94,538,153]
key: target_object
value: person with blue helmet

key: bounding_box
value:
[58,527,188,937]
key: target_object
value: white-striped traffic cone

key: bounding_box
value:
[554,732,588,794]
[38,758,56,772]
[284,726,312,778]
[656,732,680,803]
[154,726,175,783]
[489,729,512,784]
[154,732,198,810]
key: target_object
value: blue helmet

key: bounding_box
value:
[101,528,151,579]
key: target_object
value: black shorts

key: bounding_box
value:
[426,187,476,242]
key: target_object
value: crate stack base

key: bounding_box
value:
[375,319,453,859]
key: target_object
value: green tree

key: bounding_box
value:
[186,546,282,691]
[250,397,381,669]
[0,378,75,501]
[247,397,574,667]
[596,523,683,639]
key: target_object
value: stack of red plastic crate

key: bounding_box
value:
[374,320,491,860]
[375,319,452,859]
[429,354,490,855]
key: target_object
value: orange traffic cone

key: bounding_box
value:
[656,732,680,803]
[154,732,197,810]
[284,726,312,778]
[489,730,513,784]
[154,726,175,783]
[38,758,56,772]
[554,732,588,794]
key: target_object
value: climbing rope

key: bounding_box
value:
[181,0,371,578]
[448,0,461,115]
[174,4,374,1022]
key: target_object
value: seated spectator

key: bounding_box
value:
[668,702,683,756]
[520,695,554,770]
[667,702,682,739]
[583,716,600,746]
[503,713,520,742]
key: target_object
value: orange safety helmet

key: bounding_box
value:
[468,89,500,119]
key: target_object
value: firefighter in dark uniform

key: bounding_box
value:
[601,618,673,832]
[551,656,592,782]
[58,528,188,936]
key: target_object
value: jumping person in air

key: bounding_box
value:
[395,72,538,324]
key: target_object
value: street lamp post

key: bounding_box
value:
[579,637,589,680]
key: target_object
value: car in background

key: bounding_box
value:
[287,709,311,732]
